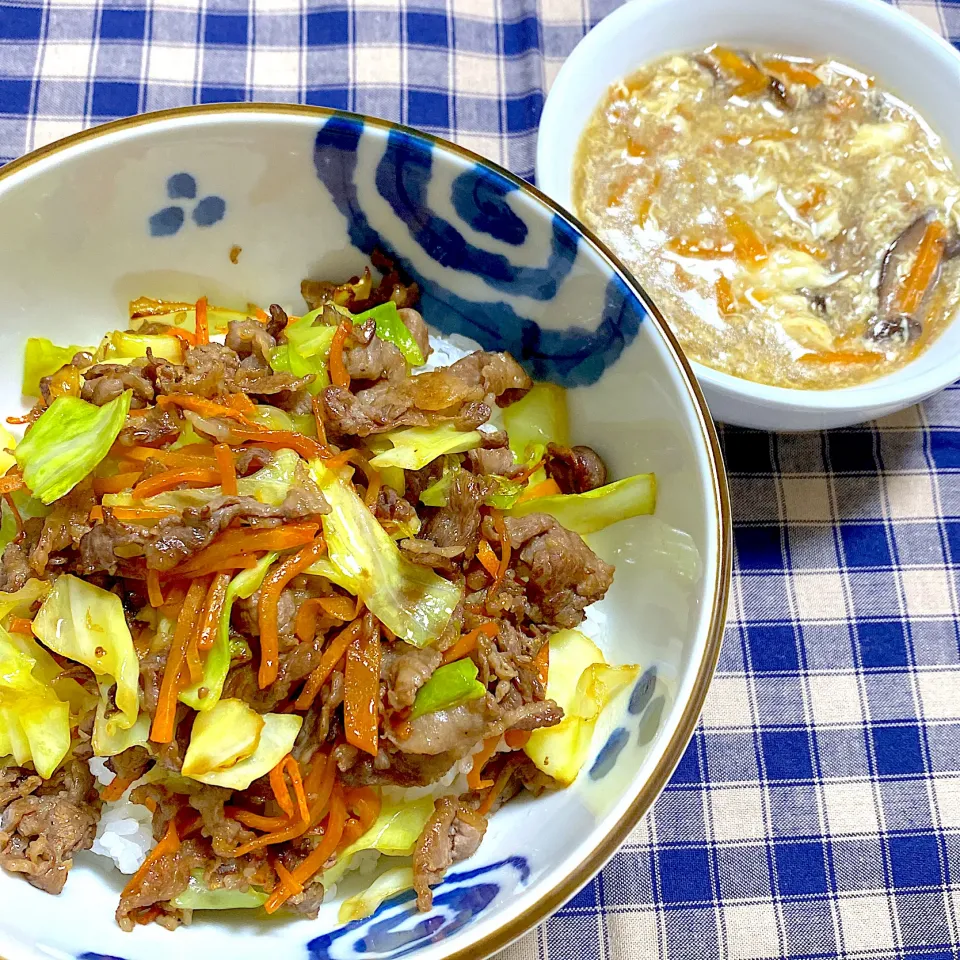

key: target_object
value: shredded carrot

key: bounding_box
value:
[121,818,179,900]
[157,394,256,424]
[253,306,269,321]
[88,506,104,523]
[263,785,347,914]
[477,540,500,579]
[344,786,381,829]
[787,239,828,260]
[234,429,327,462]
[467,737,499,791]
[322,448,354,470]
[534,642,549,688]
[229,807,291,832]
[6,414,34,425]
[478,755,524,816]
[197,572,231,651]
[798,350,884,366]
[175,521,320,577]
[258,537,328,688]
[666,234,733,260]
[164,328,197,348]
[762,56,821,88]
[92,472,142,495]
[146,569,165,608]
[709,46,768,95]
[504,729,531,750]
[515,478,562,505]
[898,219,947,315]
[329,319,352,390]
[493,511,511,586]
[318,595,358,622]
[295,618,364,710]
[284,755,310,823]
[101,771,137,802]
[151,578,208,743]
[194,296,209,345]
[311,395,330,452]
[132,466,221,500]
[117,445,215,469]
[344,619,381,757]
[222,391,257,415]
[726,213,768,265]
[273,858,303,898]
[0,473,25,493]
[270,758,296,819]
[441,621,499,665]
[294,598,326,643]
[185,622,204,684]
[214,443,238,496]
[715,275,736,317]
[7,616,33,635]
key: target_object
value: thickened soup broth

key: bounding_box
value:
[573,46,960,388]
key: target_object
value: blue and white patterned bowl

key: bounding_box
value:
[0,105,729,960]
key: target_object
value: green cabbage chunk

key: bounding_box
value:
[369,423,481,471]
[501,382,568,459]
[353,301,425,366]
[270,323,337,395]
[308,461,462,647]
[420,461,524,510]
[507,473,657,535]
[411,658,486,718]
[107,331,183,363]
[340,866,415,923]
[181,699,264,777]
[180,551,279,711]
[16,390,132,503]
[32,574,141,756]
[524,630,639,785]
[183,713,302,790]
[0,627,72,778]
[172,871,269,911]
[21,338,93,397]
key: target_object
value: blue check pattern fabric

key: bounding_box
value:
[2,0,960,957]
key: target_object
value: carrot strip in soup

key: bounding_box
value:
[726,213,768,265]
[258,537,328,688]
[898,219,947,316]
[344,619,381,757]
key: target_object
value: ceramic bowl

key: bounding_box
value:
[536,0,960,431]
[0,105,729,960]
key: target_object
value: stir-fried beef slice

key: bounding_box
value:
[224,318,276,363]
[189,785,256,857]
[344,318,407,382]
[154,343,241,399]
[504,513,614,628]
[398,308,431,362]
[412,797,488,911]
[419,469,491,560]
[232,585,298,640]
[30,480,96,574]
[239,369,315,397]
[224,634,327,712]
[373,485,418,527]
[0,517,44,592]
[392,699,489,756]
[107,745,152,786]
[0,760,101,895]
[322,368,492,438]
[81,357,158,408]
[399,538,464,571]
[340,748,465,788]
[39,351,94,406]
[116,404,181,448]
[115,837,200,931]
[544,443,607,494]
[484,699,564,741]
[234,446,273,476]
[79,492,329,575]
[446,351,533,407]
[465,445,518,477]
[0,768,42,812]
[382,644,443,709]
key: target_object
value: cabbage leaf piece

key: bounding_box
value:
[0,627,72,778]
[501,382,568,460]
[339,866,416,924]
[32,574,141,755]
[16,391,132,503]
[321,794,437,887]
[184,713,302,789]
[507,473,657,535]
[524,630,639,786]
[107,330,183,363]
[308,461,462,648]
[182,699,264,777]
[180,552,279,711]
[353,301,425,366]
[22,338,94,397]
[172,871,269,911]
[369,423,481,471]
[411,658,486,718]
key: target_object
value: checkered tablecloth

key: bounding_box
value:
[2,0,959,957]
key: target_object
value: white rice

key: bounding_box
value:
[88,757,154,875]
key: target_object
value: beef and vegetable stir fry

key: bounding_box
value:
[575,46,960,387]
[0,262,654,929]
